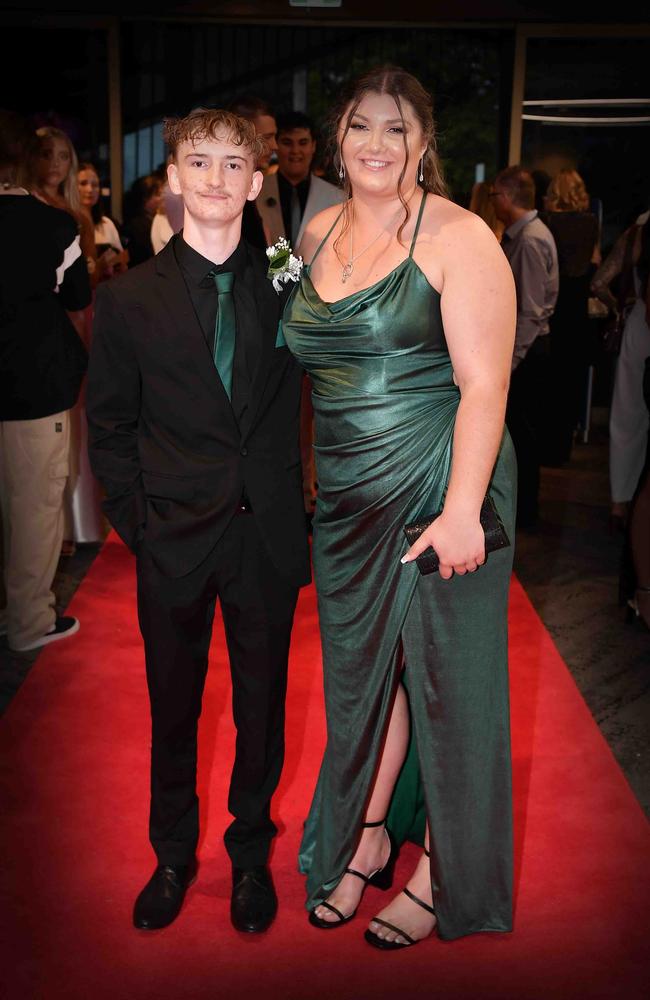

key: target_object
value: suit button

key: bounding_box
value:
[240,447,248,456]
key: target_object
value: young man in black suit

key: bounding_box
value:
[87,109,310,934]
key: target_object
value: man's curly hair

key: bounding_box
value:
[163,108,265,165]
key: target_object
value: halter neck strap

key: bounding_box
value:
[309,207,345,267]
[309,191,427,267]
[409,191,428,257]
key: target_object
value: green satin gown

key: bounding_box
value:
[282,193,516,941]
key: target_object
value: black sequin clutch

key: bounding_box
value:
[403,495,510,576]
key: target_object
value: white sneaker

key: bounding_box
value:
[10,616,80,652]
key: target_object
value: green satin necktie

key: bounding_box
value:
[210,270,236,401]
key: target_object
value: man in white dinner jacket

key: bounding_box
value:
[257,111,343,251]
[257,111,343,518]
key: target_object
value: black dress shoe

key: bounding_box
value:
[231,865,278,933]
[133,858,197,930]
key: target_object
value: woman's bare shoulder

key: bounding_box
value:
[298,202,347,263]
[421,194,494,242]
[414,194,504,291]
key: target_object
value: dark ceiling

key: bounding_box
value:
[1,1,647,22]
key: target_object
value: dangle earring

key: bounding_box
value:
[418,156,424,183]
[339,158,346,182]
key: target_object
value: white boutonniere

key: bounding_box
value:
[266,237,303,293]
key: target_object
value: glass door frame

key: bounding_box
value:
[508,20,650,165]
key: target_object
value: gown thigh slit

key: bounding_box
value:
[284,194,516,941]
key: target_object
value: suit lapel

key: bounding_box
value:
[258,174,285,244]
[297,175,344,246]
[154,238,239,435]
[240,243,283,442]
[296,175,317,247]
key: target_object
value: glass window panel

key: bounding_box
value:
[120,22,507,203]
[123,131,137,191]
[152,123,165,172]
[522,35,649,242]
[137,126,151,178]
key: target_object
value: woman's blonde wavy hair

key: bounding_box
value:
[546,169,590,213]
[34,126,82,215]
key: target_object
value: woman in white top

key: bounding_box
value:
[78,162,128,279]
[63,162,127,547]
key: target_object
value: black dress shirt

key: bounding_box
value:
[277,172,311,243]
[241,201,267,249]
[175,234,258,425]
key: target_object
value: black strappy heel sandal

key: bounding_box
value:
[308,819,397,930]
[364,847,436,950]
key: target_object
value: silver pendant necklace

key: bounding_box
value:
[341,208,400,283]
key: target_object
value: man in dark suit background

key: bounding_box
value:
[87,109,310,934]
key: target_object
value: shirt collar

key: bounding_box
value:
[504,209,537,241]
[277,171,311,198]
[175,232,247,285]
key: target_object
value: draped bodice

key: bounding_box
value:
[286,255,449,401]
[283,192,450,405]
[281,194,463,595]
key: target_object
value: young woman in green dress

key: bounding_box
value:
[282,66,517,948]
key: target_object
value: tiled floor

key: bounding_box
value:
[514,423,650,815]
[1,421,648,813]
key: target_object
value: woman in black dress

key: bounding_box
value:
[541,169,599,464]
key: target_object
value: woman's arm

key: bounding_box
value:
[403,207,516,579]
[590,226,642,313]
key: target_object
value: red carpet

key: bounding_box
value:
[0,533,648,1000]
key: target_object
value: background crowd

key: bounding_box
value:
[1,88,649,655]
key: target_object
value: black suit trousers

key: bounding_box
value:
[136,509,299,869]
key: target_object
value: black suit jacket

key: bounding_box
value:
[87,236,310,585]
